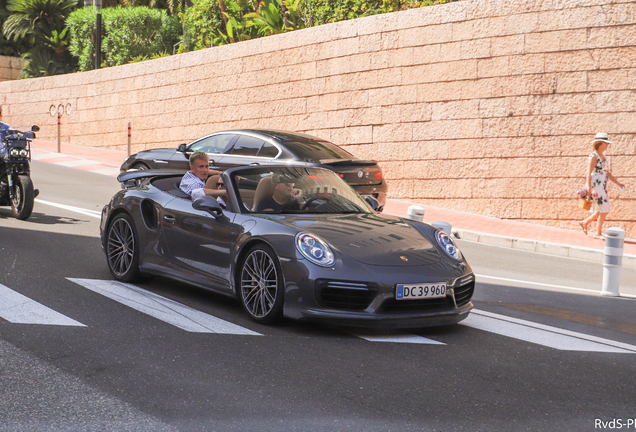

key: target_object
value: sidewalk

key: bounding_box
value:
[31,140,125,177]
[31,139,636,267]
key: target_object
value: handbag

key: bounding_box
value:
[576,187,592,210]
[579,198,591,210]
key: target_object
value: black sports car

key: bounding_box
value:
[101,165,474,328]
[120,129,387,210]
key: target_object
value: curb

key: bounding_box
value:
[453,228,636,269]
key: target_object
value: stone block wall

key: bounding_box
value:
[0,55,23,82]
[1,0,635,235]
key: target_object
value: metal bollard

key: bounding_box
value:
[407,205,425,222]
[601,227,625,297]
[432,221,452,233]
[127,122,131,156]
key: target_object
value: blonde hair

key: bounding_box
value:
[189,151,209,166]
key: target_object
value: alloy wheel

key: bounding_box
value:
[108,217,135,278]
[241,249,279,319]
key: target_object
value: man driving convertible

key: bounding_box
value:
[179,151,227,206]
[255,173,302,212]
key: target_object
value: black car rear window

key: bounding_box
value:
[257,142,279,158]
[227,135,266,156]
[285,140,354,162]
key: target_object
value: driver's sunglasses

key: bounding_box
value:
[217,181,225,188]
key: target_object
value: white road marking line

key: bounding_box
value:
[35,199,102,219]
[0,283,85,326]
[475,274,598,293]
[475,274,636,299]
[31,153,68,160]
[354,333,445,345]
[67,278,262,335]
[54,160,90,167]
[89,168,120,176]
[462,309,636,353]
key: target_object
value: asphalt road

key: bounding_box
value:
[0,161,635,432]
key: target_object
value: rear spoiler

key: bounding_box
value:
[117,169,186,183]
[319,159,378,166]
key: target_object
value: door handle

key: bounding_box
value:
[163,215,176,224]
[250,162,260,166]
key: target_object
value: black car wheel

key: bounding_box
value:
[106,213,141,282]
[11,175,34,220]
[239,244,284,324]
[132,162,150,171]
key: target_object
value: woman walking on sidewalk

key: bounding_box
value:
[579,133,625,239]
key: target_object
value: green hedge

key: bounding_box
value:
[180,0,454,51]
[180,0,224,52]
[67,6,181,71]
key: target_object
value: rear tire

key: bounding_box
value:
[132,162,150,171]
[106,213,141,282]
[238,244,284,324]
[11,175,34,220]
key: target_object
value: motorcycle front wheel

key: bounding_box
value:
[11,175,34,220]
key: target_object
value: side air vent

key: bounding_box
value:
[140,199,157,229]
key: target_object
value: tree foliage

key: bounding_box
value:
[6,0,455,76]
[180,0,453,49]
[3,0,78,42]
[66,6,181,71]
[295,0,452,26]
[2,0,78,76]
[179,0,223,51]
[0,0,33,55]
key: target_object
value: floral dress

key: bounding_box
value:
[589,152,610,213]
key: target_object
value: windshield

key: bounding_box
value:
[286,140,355,162]
[231,167,372,214]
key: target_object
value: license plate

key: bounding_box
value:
[396,283,447,300]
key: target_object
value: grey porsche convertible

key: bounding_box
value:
[100,165,474,328]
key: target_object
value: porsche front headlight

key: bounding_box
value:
[436,230,462,261]
[296,233,335,267]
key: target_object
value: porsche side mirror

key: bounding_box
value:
[364,195,380,211]
[193,196,223,218]
[177,143,187,153]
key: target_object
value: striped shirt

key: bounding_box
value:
[180,171,205,198]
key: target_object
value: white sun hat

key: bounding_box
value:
[592,132,613,144]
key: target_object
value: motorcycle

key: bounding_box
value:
[0,125,39,220]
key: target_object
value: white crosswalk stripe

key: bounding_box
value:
[0,283,85,326]
[2,278,635,352]
[67,278,262,336]
[353,333,445,345]
[35,199,102,219]
[462,309,636,353]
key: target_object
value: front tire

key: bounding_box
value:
[132,162,150,171]
[11,175,34,220]
[239,245,284,324]
[106,213,141,282]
